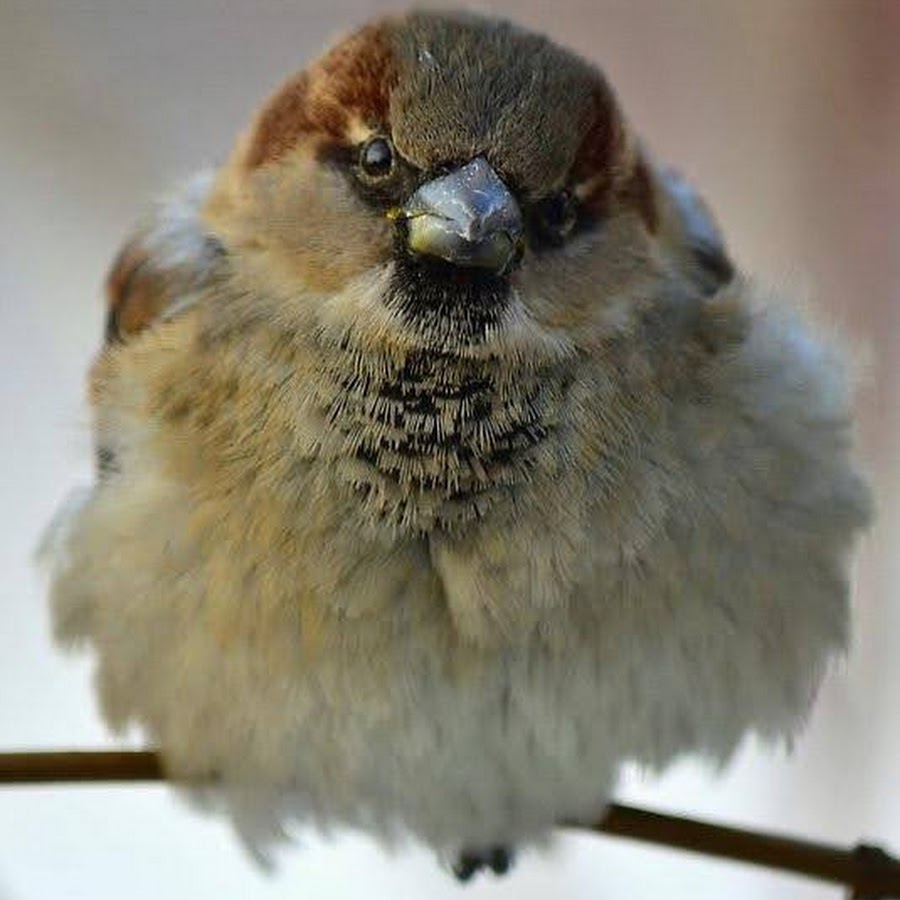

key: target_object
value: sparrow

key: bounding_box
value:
[44,10,872,879]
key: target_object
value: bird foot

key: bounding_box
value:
[451,845,515,882]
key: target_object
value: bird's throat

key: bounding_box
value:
[385,256,513,346]
[318,340,569,533]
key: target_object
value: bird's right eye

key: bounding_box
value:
[348,135,420,211]
[359,136,395,179]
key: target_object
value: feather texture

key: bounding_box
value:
[45,10,871,865]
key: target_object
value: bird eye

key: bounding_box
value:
[533,191,578,244]
[359,136,395,179]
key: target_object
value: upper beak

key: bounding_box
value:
[400,157,524,276]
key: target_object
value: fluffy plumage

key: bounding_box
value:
[45,10,871,870]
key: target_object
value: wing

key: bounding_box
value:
[103,171,223,344]
[94,171,224,477]
[655,166,734,295]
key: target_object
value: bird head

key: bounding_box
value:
[204,11,730,357]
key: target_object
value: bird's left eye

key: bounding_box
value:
[359,136,395,179]
[532,191,578,245]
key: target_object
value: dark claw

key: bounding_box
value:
[452,845,515,882]
[452,852,482,882]
[487,846,513,875]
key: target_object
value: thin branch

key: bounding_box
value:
[1,750,898,898]
[0,750,162,783]
[586,807,900,900]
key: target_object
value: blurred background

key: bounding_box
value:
[1,1,898,898]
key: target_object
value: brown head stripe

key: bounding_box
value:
[244,22,398,169]
[572,83,620,186]
[622,154,660,233]
[572,84,658,232]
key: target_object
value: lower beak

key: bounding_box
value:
[401,157,524,276]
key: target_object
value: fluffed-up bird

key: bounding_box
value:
[44,10,872,879]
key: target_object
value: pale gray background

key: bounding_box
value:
[1,1,898,898]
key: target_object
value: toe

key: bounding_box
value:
[487,845,514,875]
[452,852,482,882]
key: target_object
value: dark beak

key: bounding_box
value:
[401,157,524,276]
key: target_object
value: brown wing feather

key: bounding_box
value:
[657,167,734,294]
[104,171,223,344]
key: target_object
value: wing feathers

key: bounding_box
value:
[104,171,222,343]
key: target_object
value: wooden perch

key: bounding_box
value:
[0,750,162,783]
[1,750,898,898]
[586,808,900,900]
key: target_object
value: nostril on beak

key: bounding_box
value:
[402,158,523,275]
